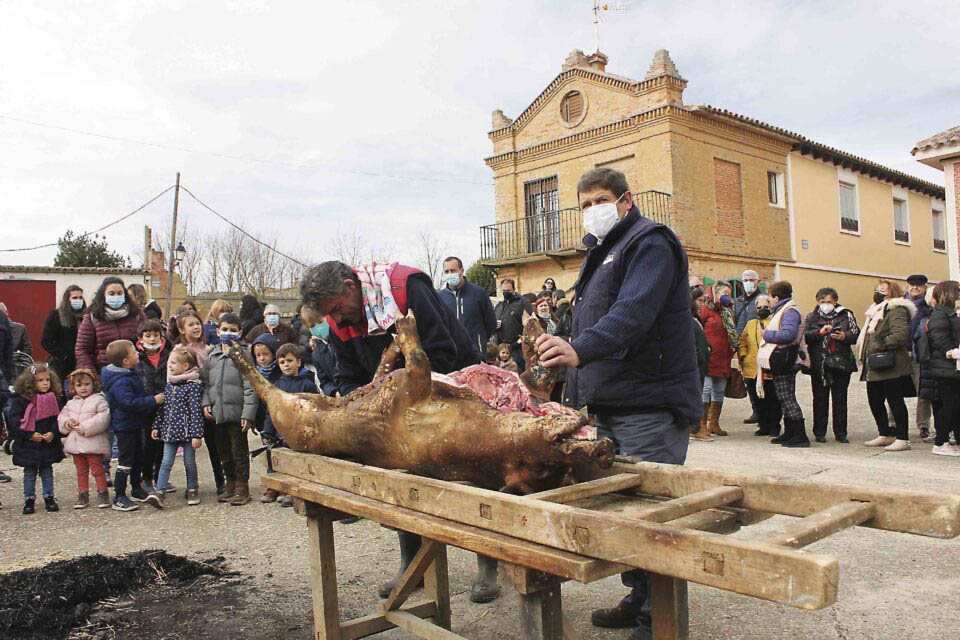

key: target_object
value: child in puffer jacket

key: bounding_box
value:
[58,369,111,509]
[147,346,205,509]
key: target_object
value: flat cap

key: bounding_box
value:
[906,274,928,285]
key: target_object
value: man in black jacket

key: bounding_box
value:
[537,168,700,640]
[438,256,497,361]
[493,278,533,372]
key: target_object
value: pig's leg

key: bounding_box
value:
[392,313,432,405]
[374,339,402,380]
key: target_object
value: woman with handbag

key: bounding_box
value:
[739,295,782,438]
[856,280,917,451]
[758,281,810,447]
[699,282,738,437]
[803,287,860,443]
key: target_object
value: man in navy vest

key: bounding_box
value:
[298,260,501,604]
[537,168,701,640]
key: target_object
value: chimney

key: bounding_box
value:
[586,52,608,72]
[492,109,514,129]
[562,49,590,71]
[642,49,687,107]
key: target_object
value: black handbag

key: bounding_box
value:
[867,350,896,370]
[768,344,798,375]
[823,348,856,374]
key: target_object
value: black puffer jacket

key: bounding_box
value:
[924,305,960,382]
[803,306,860,377]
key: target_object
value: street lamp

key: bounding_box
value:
[174,242,186,266]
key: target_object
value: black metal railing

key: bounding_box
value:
[480,190,671,261]
[934,238,946,251]
[841,217,859,233]
[895,230,910,243]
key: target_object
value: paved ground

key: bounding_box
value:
[2,375,959,639]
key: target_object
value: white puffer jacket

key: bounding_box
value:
[57,392,111,456]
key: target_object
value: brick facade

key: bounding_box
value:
[713,158,744,237]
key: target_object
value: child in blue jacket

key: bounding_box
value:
[101,339,164,512]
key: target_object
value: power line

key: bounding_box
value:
[0,185,175,253]
[179,185,308,268]
[0,113,494,186]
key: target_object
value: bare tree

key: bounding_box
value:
[154,218,206,295]
[415,231,444,287]
[332,227,366,266]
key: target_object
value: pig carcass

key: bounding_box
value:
[228,313,613,494]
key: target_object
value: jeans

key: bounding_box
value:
[23,465,55,499]
[594,410,689,633]
[701,375,727,404]
[812,373,850,438]
[157,441,199,491]
[113,429,144,497]
[212,422,250,483]
[142,427,164,486]
[867,379,909,440]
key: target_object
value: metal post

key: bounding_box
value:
[164,172,180,320]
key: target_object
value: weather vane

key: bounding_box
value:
[592,0,629,53]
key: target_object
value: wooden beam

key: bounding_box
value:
[382,610,465,639]
[622,486,742,523]
[307,510,343,640]
[341,602,436,640]
[762,502,876,549]
[530,474,645,503]
[272,452,839,610]
[382,541,443,612]
[424,546,451,630]
[650,573,689,640]
[572,459,960,538]
[518,583,564,640]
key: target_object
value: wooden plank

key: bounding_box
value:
[382,610,465,639]
[518,583,564,640]
[341,602,436,640]
[763,502,877,549]
[307,510,342,640]
[382,540,442,612]
[650,573,689,640]
[272,452,839,609]
[530,474,645,503]
[623,486,743,523]
[423,545,451,630]
[572,460,960,538]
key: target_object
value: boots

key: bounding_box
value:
[378,531,423,598]
[770,420,790,444]
[229,482,252,505]
[743,411,759,424]
[217,480,236,503]
[470,554,501,603]
[706,401,727,436]
[781,418,811,448]
[690,403,714,441]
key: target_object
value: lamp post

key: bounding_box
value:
[164,172,181,319]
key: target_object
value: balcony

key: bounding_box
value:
[841,217,859,233]
[934,238,946,251]
[895,230,910,243]
[480,190,671,263]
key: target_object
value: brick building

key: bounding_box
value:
[482,49,947,316]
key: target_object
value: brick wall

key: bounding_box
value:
[954,162,960,263]
[713,158,744,236]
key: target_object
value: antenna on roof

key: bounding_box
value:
[592,0,629,53]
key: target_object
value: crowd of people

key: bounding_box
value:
[688,270,960,456]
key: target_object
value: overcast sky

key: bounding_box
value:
[1,0,957,277]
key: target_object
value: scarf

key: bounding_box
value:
[19,392,59,432]
[257,361,277,376]
[355,261,401,335]
[167,367,200,384]
[104,306,130,321]
[855,299,917,361]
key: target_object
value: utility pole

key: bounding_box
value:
[165,172,180,320]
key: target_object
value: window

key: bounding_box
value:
[561,91,583,124]
[893,198,909,243]
[767,171,784,207]
[523,176,559,253]
[933,209,946,251]
[839,182,858,233]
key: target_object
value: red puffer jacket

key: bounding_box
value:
[75,310,147,372]
[700,305,734,378]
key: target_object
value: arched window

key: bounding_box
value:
[561,91,583,124]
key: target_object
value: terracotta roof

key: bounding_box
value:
[912,126,960,155]
[0,265,149,275]
[692,105,945,198]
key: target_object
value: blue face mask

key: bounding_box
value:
[105,294,125,310]
[257,361,277,375]
[718,294,732,306]
[311,321,330,340]
[219,331,239,344]
[444,273,461,288]
[70,298,84,311]
[265,314,279,327]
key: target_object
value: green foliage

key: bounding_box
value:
[54,231,129,269]
[465,260,496,296]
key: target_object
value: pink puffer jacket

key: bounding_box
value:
[58,393,111,455]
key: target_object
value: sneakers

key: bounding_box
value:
[931,443,960,457]
[590,603,642,629]
[146,491,165,509]
[922,432,937,444]
[74,492,90,509]
[23,498,35,515]
[130,486,149,502]
[185,488,200,505]
[105,476,114,488]
[44,496,60,512]
[884,439,911,452]
[864,436,895,447]
[261,488,280,503]
[112,495,139,511]
[279,494,294,508]
[163,483,178,494]
[920,427,931,442]
[97,491,111,508]
[0,469,11,483]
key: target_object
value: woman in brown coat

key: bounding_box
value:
[857,280,917,451]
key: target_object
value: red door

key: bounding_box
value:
[0,279,57,363]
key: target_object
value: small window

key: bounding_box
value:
[839,182,858,232]
[767,171,784,207]
[933,209,946,251]
[561,91,583,123]
[893,198,909,243]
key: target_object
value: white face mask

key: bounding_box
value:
[819,303,835,315]
[743,281,757,295]
[582,193,626,240]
